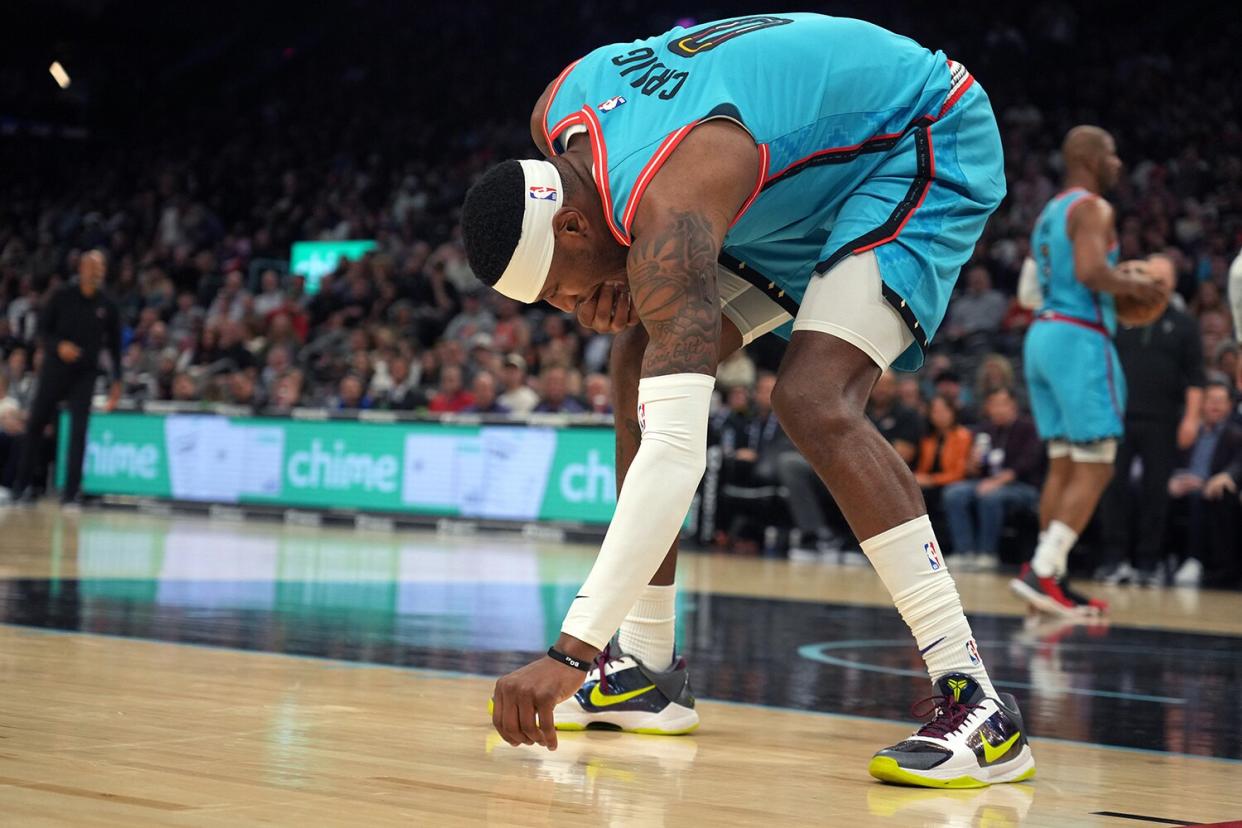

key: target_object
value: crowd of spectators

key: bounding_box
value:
[1,2,1240,582]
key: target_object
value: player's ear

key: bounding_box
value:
[553,207,588,239]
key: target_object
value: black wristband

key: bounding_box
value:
[547,647,590,672]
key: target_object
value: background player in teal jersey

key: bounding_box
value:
[1012,126,1167,616]
[465,14,1033,787]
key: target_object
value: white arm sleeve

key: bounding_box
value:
[1017,256,1043,310]
[1229,249,1242,343]
[561,373,714,649]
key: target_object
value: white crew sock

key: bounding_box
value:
[1031,520,1078,578]
[618,584,677,671]
[860,516,997,698]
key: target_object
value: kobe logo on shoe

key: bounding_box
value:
[589,683,655,707]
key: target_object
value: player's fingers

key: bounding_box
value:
[609,290,631,333]
[500,690,529,746]
[536,696,558,751]
[592,284,616,332]
[496,686,524,747]
[517,694,542,747]
[576,292,599,329]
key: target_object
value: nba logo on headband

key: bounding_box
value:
[529,186,558,201]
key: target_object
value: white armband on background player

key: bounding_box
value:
[1229,249,1242,343]
[1017,256,1043,310]
[560,373,714,649]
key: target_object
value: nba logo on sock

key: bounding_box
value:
[966,638,981,666]
[924,541,941,571]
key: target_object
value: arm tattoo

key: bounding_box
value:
[628,210,721,377]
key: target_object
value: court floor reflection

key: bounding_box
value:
[0,511,1239,761]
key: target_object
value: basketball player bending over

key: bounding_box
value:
[1012,126,1166,615]
[465,13,1033,787]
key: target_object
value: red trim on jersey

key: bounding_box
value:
[1035,311,1109,336]
[731,143,770,228]
[765,131,904,182]
[853,127,937,255]
[1064,191,1097,225]
[578,106,631,247]
[619,122,699,236]
[541,59,581,156]
[935,74,975,119]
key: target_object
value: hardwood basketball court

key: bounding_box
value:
[1,506,1239,826]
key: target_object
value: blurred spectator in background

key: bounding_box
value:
[942,388,1042,569]
[170,372,199,403]
[584,373,612,415]
[1166,382,1242,587]
[332,373,372,411]
[429,365,474,413]
[0,375,26,496]
[534,366,584,414]
[227,371,261,410]
[491,299,531,355]
[207,270,250,325]
[897,376,926,417]
[975,354,1023,408]
[466,372,508,415]
[268,371,305,413]
[252,270,285,318]
[374,354,423,410]
[445,289,495,344]
[915,394,973,544]
[1100,253,1205,585]
[498,354,539,415]
[933,369,976,425]
[945,266,1008,352]
[866,371,922,468]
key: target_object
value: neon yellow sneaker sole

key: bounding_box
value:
[868,756,1036,788]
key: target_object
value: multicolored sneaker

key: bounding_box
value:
[1057,574,1108,616]
[869,674,1035,788]
[553,638,699,735]
[1010,564,1089,617]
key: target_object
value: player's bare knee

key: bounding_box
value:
[771,374,862,451]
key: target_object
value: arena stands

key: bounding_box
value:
[2,1,1239,581]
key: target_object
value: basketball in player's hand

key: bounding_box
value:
[1114,259,1170,327]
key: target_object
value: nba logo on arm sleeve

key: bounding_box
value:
[924,541,941,571]
[637,402,647,433]
[529,186,558,201]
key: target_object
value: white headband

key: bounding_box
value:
[493,159,563,303]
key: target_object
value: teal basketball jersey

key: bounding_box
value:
[541,13,965,303]
[1030,188,1120,333]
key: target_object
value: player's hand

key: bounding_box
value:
[576,282,640,334]
[1203,472,1237,501]
[57,341,82,363]
[1168,473,1204,497]
[490,655,588,750]
[1115,261,1167,306]
[1177,415,1200,451]
[104,382,122,413]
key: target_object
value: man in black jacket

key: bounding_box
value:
[1099,253,1206,584]
[13,251,123,504]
